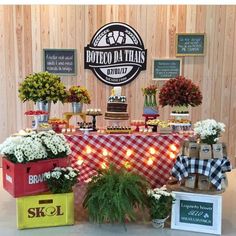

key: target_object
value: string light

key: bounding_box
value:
[124,161,132,169]
[149,147,155,155]
[101,162,107,169]
[77,156,84,165]
[102,149,108,156]
[126,149,133,157]
[169,152,176,159]
[170,144,177,152]
[147,157,154,165]
[147,158,153,166]
[86,146,92,154]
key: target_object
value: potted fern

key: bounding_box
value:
[83,165,149,227]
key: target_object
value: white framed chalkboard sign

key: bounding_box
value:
[43,49,77,75]
[171,192,222,235]
[152,58,182,80]
[176,33,206,56]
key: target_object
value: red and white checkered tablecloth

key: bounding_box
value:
[65,133,187,188]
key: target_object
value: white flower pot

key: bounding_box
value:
[151,216,169,229]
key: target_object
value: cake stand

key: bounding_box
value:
[79,128,93,135]
[25,114,42,129]
[86,113,102,131]
[169,113,191,133]
[170,112,190,120]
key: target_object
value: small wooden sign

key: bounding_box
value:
[176,33,205,56]
[152,58,182,80]
[171,191,222,235]
[43,49,77,75]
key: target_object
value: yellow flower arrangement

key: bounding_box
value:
[18,71,67,103]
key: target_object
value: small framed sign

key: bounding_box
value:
[43,49,77,75]
[152,58,182,80]
[171,192,222,235]
[176,33,206,56]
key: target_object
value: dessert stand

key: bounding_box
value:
[86,113,102,131]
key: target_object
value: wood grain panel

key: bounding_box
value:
[0,5,235,164]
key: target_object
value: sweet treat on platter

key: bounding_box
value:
[105,87,129,120]
[157,120,172,134]
[169,118,192,133]
[37,123,52,131]
[48,118,68,125]
[146,119,160,126]
[86,108,102,115]
[77,122,93,129]
[130,120,145,126]
[168,118,191,124]
[24,110,48,116]
[106,126,132,134]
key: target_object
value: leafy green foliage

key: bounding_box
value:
[149,195,174,219]
[18,71,67,103]
[44,167,79,194]
[83,165,149,224]
[147,187,175,219]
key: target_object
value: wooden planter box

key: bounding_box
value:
[2,157,69,198]
[17,192,74,229]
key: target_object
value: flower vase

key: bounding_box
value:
[151,216,169,229]
[152,94,157,107]
[144,95,149,107]
[72,102,83,113]
[36,100,51,122]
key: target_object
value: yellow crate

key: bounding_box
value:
[17,192,74,229]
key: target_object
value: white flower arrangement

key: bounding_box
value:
[194,119,225,144]
[147,185,175,219]
[147,185,175,199]
[0,130,71,163]
[44,167,79,193]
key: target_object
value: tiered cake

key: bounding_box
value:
[105,87,129,120]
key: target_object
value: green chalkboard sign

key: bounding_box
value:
[171,192,222,235]
[153,58,182,80]
[180,200,213,226]
[176,33,205,56]
[43,49,77,76]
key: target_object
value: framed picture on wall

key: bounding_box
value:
[152,58,182,80]
[176,33,206,56]
[43,48,77,76]
[171,191,222,235]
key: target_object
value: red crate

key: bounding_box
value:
[2,157,69,198]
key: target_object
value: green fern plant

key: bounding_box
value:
[83,165,149,225]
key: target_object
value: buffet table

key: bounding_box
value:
[65,133,188,187]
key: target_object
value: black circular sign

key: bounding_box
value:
[84,22,147,86]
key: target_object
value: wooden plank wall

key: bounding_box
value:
[0,5,235,164]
